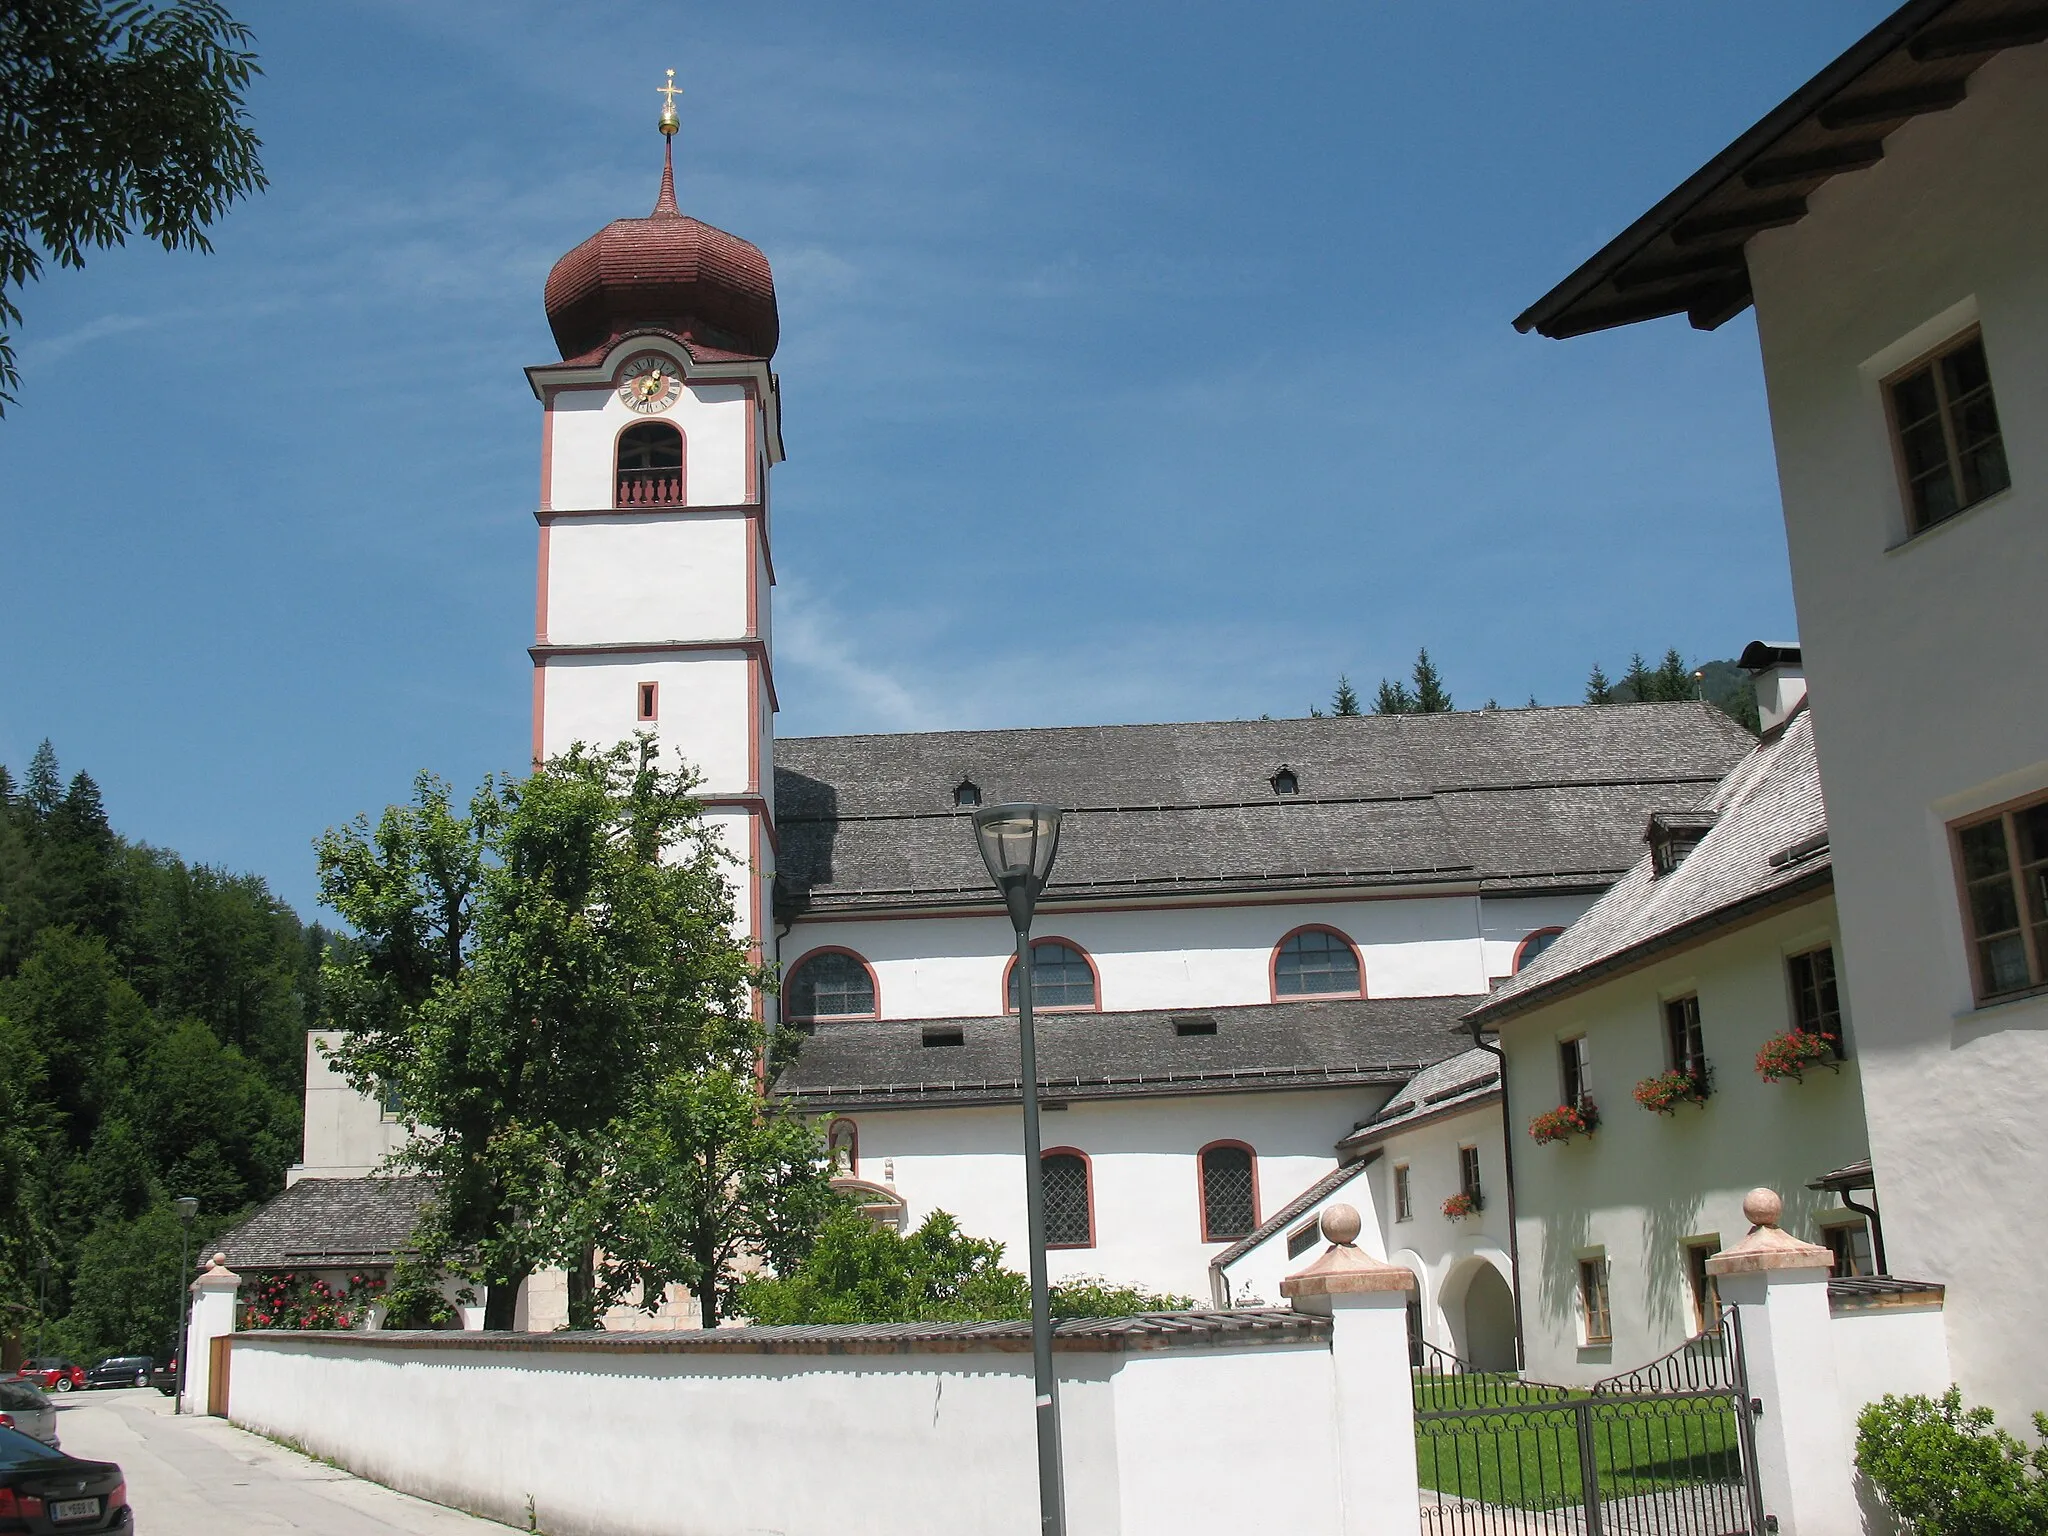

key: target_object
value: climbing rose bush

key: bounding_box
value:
[244,1271,383,1330]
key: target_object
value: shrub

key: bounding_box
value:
[1633,1069,1710,1115]
[1756,1028,1840,1083]
[1529,1100,1599,1144]
[1855,1388,2048,1536]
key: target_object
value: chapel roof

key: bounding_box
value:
[773,995,1486,1111]
[212,1176,434,1271]
[1467,707,1830,1028]
[774,703,1756,916]
[1335,1046,1501,1151]
[1515,0,2044,340]
[543,148,778,363]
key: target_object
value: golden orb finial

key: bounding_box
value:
[658,68,681,137]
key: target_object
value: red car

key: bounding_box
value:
[13,1361,84,1394]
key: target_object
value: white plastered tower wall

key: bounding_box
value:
[1742,40,2048,1426]
[528,337,784,991]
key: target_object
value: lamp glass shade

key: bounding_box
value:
[971,803,1062,889]
[174,1197,199,1222]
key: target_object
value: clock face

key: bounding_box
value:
[617,353,684,414]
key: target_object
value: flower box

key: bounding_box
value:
[1529,1100,1599,1144]
[1756,1028,1841,1083]
[1634,1068,1711,1115]
[1441,1190,1482,1221]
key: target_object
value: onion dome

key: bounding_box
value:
[543,146,778,363]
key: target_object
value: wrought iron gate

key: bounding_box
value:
[1413,1308,1765,1535]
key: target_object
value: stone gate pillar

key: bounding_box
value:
[1708,1188,1858,1536]
[181,1252,241,1416]
[1283,1203,1423,1536]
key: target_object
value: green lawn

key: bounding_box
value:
[1413,1374,1744,1512]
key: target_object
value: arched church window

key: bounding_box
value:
[1273,927,1362,998]
[616,422,685,506]
[1042,1151,1093,1247]
[1007,940,1097,1012]
[786,950,878,1022]
[1200,1142,1258,1241]
[1515,928,1565,973]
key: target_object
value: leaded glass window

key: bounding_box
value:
[1042,1153,1091,1246]
[1274,929,1360,996]
[1201,1144,1256,1240]
[786,951,876,1021]
[1008,942,1095,1011]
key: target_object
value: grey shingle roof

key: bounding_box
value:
[1336,1047,1502,1150]
[775,704,1756,915]
[215,1177,434,1270]
[774,996,1487,1109]
[1468,709,1830,1028]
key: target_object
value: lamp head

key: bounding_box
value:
[174,1196,199,1223]
[971,803,1063,931]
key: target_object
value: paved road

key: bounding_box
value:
[51,1389,514,1534]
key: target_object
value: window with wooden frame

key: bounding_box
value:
[1393,1162,1412,1222]
[1006,940,1097,1012]
[1823,1219,1875,1279]
[1457,1145,1482,1204]
[1515,927,1564,973]
[1663,994,1706,1081]
[1683,1240,1722,1336]
[1787,946,1846,1056]
[784,950,878,1022]
[1272,927,1362,998]
[1579,1256,1613,1346]
[636,681,659,722]
[1558,1035,1591,1109]
[1887,330,2010,535]
[1953,793,2048,1003]
[1199,1143,1258,1242]
[1041,1151,1093,1248]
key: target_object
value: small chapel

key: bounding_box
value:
[231,94,1760,1329]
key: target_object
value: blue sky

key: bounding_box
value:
[0,1,1895,917]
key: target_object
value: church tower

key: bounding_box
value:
[525,75,783,978]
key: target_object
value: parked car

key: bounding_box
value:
[0,1383,58,1449]
[148,1356,176,1397]
[82,1358,153,1392]
[0,1422,129,1531]
[12,1361,82,1395]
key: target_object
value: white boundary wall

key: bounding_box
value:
[225,1324,1347,1536]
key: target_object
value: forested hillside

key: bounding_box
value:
[0,742,329,1362]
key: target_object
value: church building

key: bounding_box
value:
[255,106,1759,1321]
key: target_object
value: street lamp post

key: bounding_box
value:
[971,803,1066,1536]
[172,1197,199,1414]
[34,1253,50,1359]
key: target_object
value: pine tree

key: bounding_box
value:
[1527,694,1540,709]
[1653,648,1694,702]
[25,741,60,819]
[1585,665,1612,705]
[1373,679,1415,715]
[1331,676,1362,717]
[1621,652,1655,704]
[1411,649,1452,713]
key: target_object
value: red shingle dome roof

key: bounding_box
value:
[543,152,778,363]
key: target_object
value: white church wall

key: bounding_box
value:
[1745,40,2048,1430]
[224,1326,1343,1536]
[545,513,751,645]
[1500,895,1871,1383]
[294,1030,410,1181]
[1479,892,1596,982]
[835,1087,1387,1298]
[542,651,755,790]
[786,893,1587,1022]
[545,375,753,511]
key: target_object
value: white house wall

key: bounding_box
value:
[834,1087,1387,1298]
[1499,896,1870,1383]
[785,892,1594,1022]
[1744,41,2048,1427]
[1368,1105,1514,1364]
[295,1030,408,1181]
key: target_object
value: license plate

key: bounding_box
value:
[50,1496,99,1521]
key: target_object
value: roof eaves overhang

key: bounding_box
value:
[1466,862,1835,1030]
[1514,0,2046,340]
[1335,1087,1503,1153]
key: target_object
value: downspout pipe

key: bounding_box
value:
[1467,1016,1527,1372]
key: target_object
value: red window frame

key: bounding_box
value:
[1196,1139,1260,1243]
[783,946,881,1023]
[1041,1147,1096,1249]
[1269,924,1365,1002]
[1003,937,1101,1014]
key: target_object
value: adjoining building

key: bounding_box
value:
[1517,0,2048,1421]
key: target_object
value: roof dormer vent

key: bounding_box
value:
[1647,810,1720,876]
[1270,767,1299,796]
[1173,1014,1218,1036]
[953,780,981,808]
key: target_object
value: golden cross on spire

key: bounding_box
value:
[657,68,681,137]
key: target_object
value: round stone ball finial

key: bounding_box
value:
[1320,1203,1363,1247]
[1742,1188,1783,1230]
[211,1251,228,1268]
